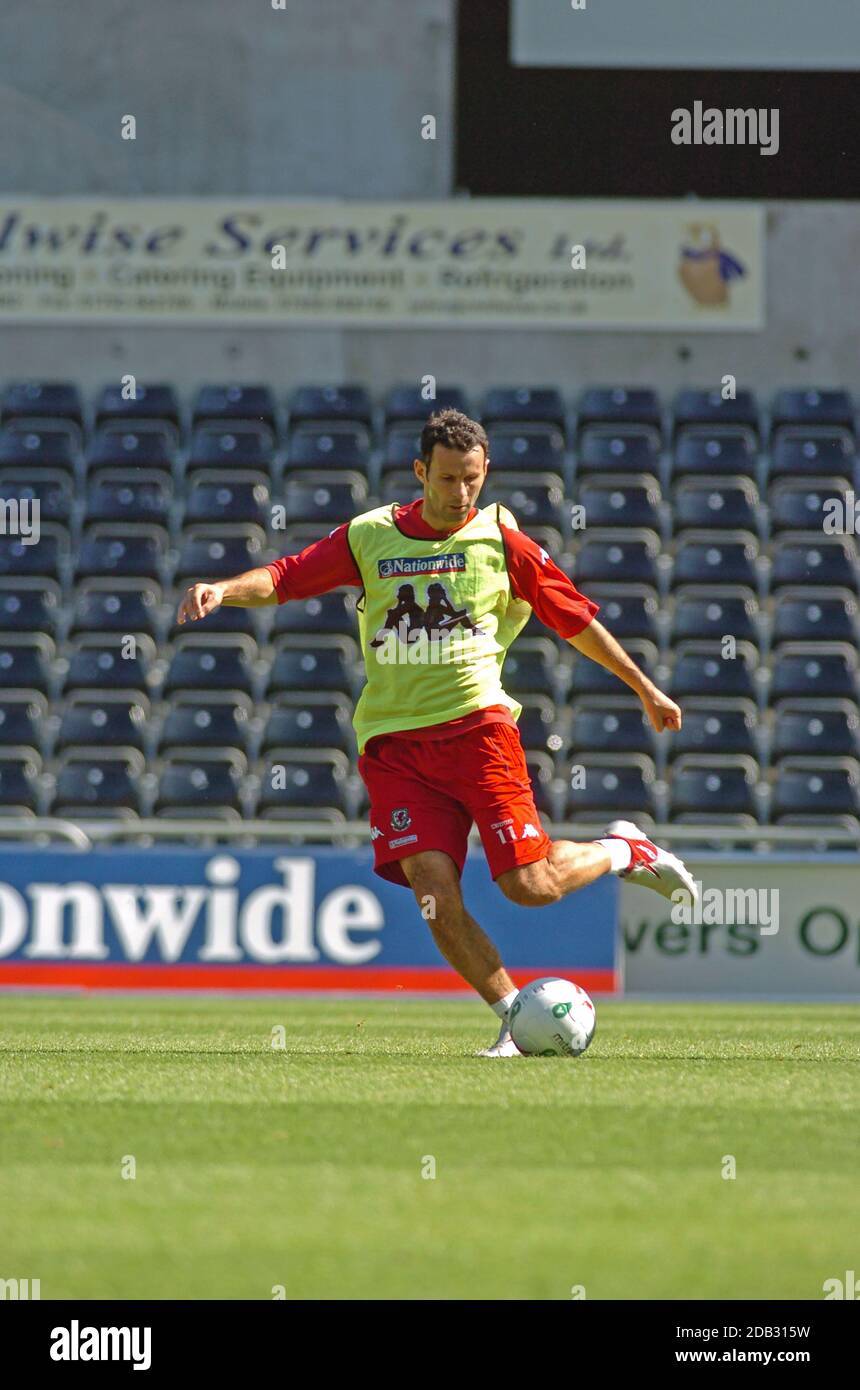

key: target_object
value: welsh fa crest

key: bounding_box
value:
[390,807,412,831]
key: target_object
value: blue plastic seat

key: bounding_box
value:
[487,426,565,473]
[288,385,372,426]
[673,388,760,433]
[576,427,660,477]
[385,385,470,422]
[577,474,662,530]
[192,385,277,430]
[771,389,854,432]
[95,384,180,427]
[578,387,661,431]
[482,387,566,428]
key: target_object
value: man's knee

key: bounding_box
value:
[497,858,560,907]
[400,850,464,926]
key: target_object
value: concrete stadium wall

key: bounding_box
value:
[0,0,453,199]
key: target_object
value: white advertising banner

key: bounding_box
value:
[622,858,860,998]
[0,198,764,329]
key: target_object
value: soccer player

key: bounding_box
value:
[177,409,698,1056]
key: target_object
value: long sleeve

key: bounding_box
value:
[501,523,599,638]
[265,524,362,602]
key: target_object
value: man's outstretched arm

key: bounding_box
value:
[567,619,682,732]
[176,568,277,624]
[175,523,362,625]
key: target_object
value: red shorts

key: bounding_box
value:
[358,721,553,887]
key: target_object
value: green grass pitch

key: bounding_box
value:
[1,996,858,1300]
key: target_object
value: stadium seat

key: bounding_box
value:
[482,387,566,428]
[63,634,156,695]
[768,477,850,533]
[84,470,172,526]
[565,753,657,819]
[56,693,149,752]
[52,750,145,814]
[159,694,253,755]
[163,635,257,697]
[484,474,567,530]
[570,698,654,756]
[174,527,266,583]
[577,387,661,432]
[0,635,54,693]
[255,751,351,814]
[283,473,369,524]
[184,473,271,528]
[271,591,358,637]
[379,469,425,506]
[670,640,759,701]
[771,587,857,644]
[771,700,860,761]
[582,585,659,642]
[0,578,62,637]
[672,475,759,533]
[671,429,756,479]
[70,580,161,638]
[576,426,661,477]
[524,751,557,816]
[487,426,566,473]
[500,638,559,698]
[770,534,858,591]
[0,426,78,474]
[185,426,275,476]
[669,755,760,818]
[267,636,357,697]
[85,425,176,477]
[0,526,69,582]
[770,388,855,433]
[672,388,760,433]
[94,383,181,428]
[0,692,49,755]
[670,586,760,645]
[288,425,372,472]
[0,466,75,523]
[384,384,470,423]
[191,385,277,431]
[261,695,355,755]
[0,752,42,814]
[571,528,661,587]
[515,697,561,756]
[570,640,657,698]
[0,381,83,427]
[576,474,662,531]
[155,752,246,814]
[772,757,860,820]
[769,643,858,702]
[767,429,856,483]
[672,531,759,590]
[287,385,373,427]
[77,526,167,582]
[666,698,758,762]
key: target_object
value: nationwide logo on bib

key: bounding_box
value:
[378,553,466,578]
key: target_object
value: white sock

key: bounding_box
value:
[595,836,633,873]
[492,989,518,1022]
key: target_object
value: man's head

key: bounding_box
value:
[415,408,489,529]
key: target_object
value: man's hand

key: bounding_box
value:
[177,582,224,625]
[639,683,682,733]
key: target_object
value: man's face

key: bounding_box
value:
[414,444,488,525]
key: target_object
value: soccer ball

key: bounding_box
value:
[508,977,597,1057]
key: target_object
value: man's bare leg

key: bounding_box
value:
[400,849,517,1005]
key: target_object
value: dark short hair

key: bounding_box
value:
[419,408,488,466]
